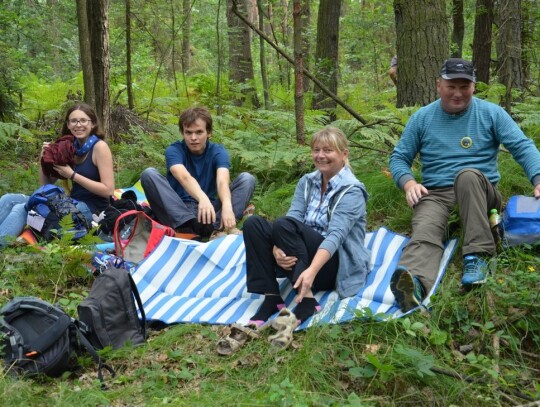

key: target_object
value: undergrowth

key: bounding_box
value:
[1,96,540,406]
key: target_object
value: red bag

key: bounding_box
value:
[113,210,175,263]
[41,135,76,179]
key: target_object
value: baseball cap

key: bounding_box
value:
[439,58,476,82]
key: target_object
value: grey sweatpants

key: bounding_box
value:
[140,167,256,230]
[398,169,502,292]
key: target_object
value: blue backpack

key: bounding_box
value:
[502,195,540,247]
[25,184,90,241]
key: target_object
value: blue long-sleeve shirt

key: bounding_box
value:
[390,97,540,189]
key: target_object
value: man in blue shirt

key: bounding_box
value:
[141,107,256,237]
[389,58,540,312]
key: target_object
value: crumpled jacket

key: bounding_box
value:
[41,134,75,179]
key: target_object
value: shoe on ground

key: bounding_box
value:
[461,254,489,287]
[242,203,255,218]
[390,266,425,312]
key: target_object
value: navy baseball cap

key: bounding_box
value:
[439,58,476,82]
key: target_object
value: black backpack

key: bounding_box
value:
[0,297,114,381]
[78,267,146,350]
[25,184,90,241]
[97,190,145,236]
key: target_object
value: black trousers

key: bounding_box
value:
[243,215,338,295]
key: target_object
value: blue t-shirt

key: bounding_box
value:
[165,140,230,203]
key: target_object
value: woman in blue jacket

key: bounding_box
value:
[243,126,370,326]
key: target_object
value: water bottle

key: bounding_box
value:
[489,208,503,249]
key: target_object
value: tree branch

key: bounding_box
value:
[230,0,367,124]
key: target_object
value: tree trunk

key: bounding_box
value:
[451,0,464,57]
[216,0,224,114]
[232,4,366,124]
[394,0,448,107]
[182,0,192,73]
[76,0,95,107]
[126,0,134,109]
[311,0,341,121]
[496,0,523,112]
[520,0,533,86]
[257,0,271,110]
[472,0,493,84]
[170,0,180,97]
[293,0,305,145]
[227,0,260,107]
[301,0,311,92]
[87,0,112,139]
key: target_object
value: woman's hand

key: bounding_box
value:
[293,268,316,303]
[273,246,297,270]
[52,164,74,180]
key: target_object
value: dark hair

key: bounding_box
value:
[178,107,213,134]
[60,103,105,139]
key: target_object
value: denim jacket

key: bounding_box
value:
[287,167,371,298]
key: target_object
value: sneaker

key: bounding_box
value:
[390,266,425,312]
[461,255,488,286]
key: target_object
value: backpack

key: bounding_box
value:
[78,267,146,350]
[113,210,175,264]
[502,195,540,247]
[0,297,113,381]
[25,184,90,242]
[97,191,145,236]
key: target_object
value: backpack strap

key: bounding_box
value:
[0,317,25,361]
[127,272,146,339]
[75,325,116,388]
[113,209,142,256]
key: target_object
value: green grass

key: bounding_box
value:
[1,103,540,406]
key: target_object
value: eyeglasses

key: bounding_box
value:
[68,118,92,126]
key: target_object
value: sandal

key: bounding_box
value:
[209,227,243,241]
[270,308,298,332]
[216,323,259,356]
[267,308,297,349]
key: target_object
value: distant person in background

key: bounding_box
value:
[140,106,256,238]
[389,58,540,313]
[388,55,398,86]
[0,103,114,248]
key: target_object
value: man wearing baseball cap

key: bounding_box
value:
[388,58,540,312]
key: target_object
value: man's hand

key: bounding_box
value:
[273,246,297,271]
[197,197,216,224]
[220,206,236,229]
[403,180,429,207]
[293,268,316,303]
[534,183,540,199]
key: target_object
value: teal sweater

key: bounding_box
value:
[390,97,540,189]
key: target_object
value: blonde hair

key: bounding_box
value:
[310,126,350,167]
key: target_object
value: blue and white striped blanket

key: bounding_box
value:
[132,227,457,329]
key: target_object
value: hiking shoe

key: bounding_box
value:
[461,255,488,287]
[390,266,425,312]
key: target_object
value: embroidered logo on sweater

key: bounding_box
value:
[460,136,473,148]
